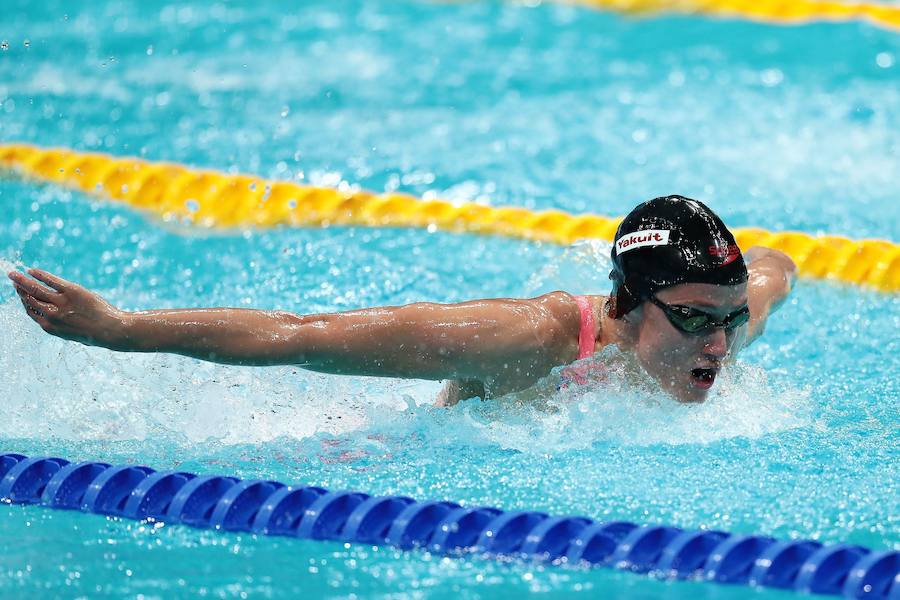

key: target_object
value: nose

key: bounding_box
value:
[703,327,728,359]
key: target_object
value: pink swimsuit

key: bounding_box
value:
[574,295,596,360]
[558,295,605,389]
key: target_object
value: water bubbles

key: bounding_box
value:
[176,6,194,25]
[146,45,154,56]
[155,92,171,107]
[185,199,200,213]
[280,106,290,118]
[875,52,894,69]
[760,68,784,87]
[0,41,8,51]
[850,104,875,123]
[23,40,30,49]
[668,70,686,87]
[616,90,633,105]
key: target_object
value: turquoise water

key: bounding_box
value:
[1,0,899,597]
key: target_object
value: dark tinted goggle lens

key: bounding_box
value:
[652,297,749,335]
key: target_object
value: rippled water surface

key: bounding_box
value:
[1,0,898,597]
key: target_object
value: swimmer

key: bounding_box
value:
[7,195,795,405]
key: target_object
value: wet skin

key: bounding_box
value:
[6,246,793,406]
[615,283,749,404]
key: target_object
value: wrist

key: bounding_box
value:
[109,310,139,351]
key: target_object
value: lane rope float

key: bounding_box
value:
[565,0,900,32]
[1,453,898,598]
[1,143,898,292]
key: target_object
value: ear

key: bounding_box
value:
[614,305,643,349]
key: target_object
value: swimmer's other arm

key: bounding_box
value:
[7,268,579,385]
[742,246,797,346]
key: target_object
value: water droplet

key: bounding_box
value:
[850,104,874,122]
[760,68,784,87]
[876,52,894,69]
[185,199,200,212]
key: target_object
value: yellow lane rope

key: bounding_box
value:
[565,0,900,31]
[1,143,898,291]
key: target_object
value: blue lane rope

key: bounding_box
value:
[1,453,897,598]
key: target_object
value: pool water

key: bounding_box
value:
[1,0,898,597]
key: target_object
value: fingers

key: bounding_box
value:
[27,268,73,293]
[8,271,61,303]
[15,291,56,333]
[23,306,52,331]
[15,286,59,318]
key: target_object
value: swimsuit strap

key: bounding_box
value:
[573,295,595,360]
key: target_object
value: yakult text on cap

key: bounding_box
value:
[616,229,671,254]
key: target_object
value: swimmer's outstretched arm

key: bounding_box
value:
[7,268,579,386]
[743,246,797,345]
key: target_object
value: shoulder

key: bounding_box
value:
[744,247,797,343]
[521,291,604,357]
[746,247,796,309]
[525,291,582,331]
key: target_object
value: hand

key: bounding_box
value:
[7,268,130,349]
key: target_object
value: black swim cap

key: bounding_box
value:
[609,195,748,318]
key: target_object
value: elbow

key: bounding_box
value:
[270,311,325,365]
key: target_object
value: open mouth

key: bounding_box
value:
[690,367,718,389]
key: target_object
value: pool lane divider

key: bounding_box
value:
[2,454,898,598]
[566,0,900,33]
[1,143,898,292]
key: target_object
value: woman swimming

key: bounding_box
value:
[7,195,795,405]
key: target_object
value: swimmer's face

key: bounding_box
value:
[628,282,749,403]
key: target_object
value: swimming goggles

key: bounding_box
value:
[649,296,750,335]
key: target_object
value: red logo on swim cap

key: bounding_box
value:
[708,243,741,265]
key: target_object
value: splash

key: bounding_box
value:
[0,257,26,277]
[0,297,810,454]
[523,239,614,297]
[446,346,812,451]
[0,241,810,453]
[0,296,440,446]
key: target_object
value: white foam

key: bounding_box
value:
[0,257,26,275]
[523,239,614,297]
[0,236,810,452]
[0,297,437,446]
[451,348,812,451]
